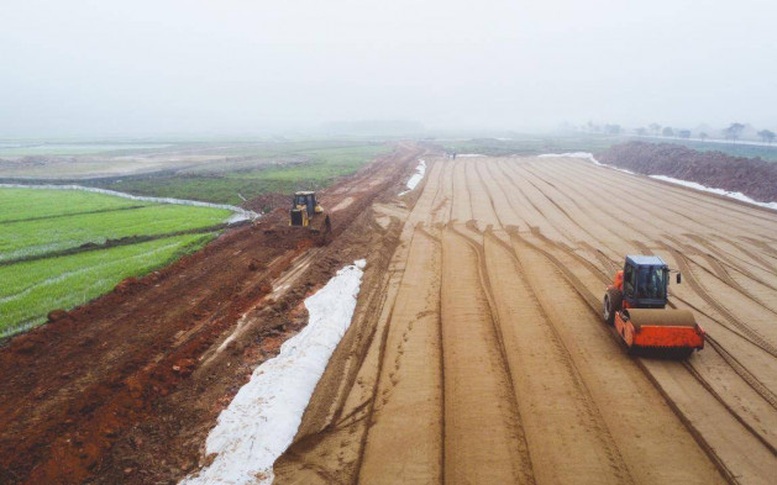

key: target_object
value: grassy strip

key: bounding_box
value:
[441,134,777,161]
[0,188,150,222]
[87,143,391,204]
[0,203,231,262]
[0,233,214,337]
[442,134,621,157]
[1,204,146,225]
[1,223,227,266]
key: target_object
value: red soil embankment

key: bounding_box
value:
[596,141,777,203]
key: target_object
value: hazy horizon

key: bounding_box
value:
[3,1,777,137]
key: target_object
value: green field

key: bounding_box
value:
[0,188,149,222]
[1,198,230,262]
[0,188,232,338]
[88,142,392,204]
[442,134,622,157]
[440,134,777,162]
[0,140,390,337]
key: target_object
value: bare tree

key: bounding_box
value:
[635,127,647,136]
[699,132,709,142]
[757,129,776,144]
[649,123,661,135]
[662,126,674,137]
[724,122,745,142]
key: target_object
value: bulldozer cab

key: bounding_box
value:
[290,191,324,227]
[293,191,317,217]
[622,255,669,308]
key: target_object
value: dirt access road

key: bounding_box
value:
[277,155,777,484]
[0,144,423,484]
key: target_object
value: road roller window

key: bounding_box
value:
[651,268,667,299]
[636,267,646,297]
[624,266,634,295]
[636,266,666,299]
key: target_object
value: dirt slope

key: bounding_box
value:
[596,141,777,203]
[0,144,424,484]
[277,156,777,484]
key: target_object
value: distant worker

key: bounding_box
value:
[452,152,457,160]
[324,214,332,233]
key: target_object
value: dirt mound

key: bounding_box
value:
[596,141,777,203]
[242,192,289,214]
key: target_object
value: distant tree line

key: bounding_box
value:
[757,129,776,143]
[580,120,775,144]
[623,122,775,144]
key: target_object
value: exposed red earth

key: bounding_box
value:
[0,144,423,484]
[597,141,777,203]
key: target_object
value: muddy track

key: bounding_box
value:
[0,144,425,484]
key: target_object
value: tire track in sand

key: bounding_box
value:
[278,155,775,484]
[439,225,534,484]
[514,228,776,483]
[660,243,777,358]
[358,226,444,484]
[479,228,636,483]
[527,232,777,422]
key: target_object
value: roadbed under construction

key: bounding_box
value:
[2,147,777,484]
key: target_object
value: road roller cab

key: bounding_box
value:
[603,255,704,357]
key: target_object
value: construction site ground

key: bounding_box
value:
[2,146,777,484]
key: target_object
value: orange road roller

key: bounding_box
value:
[603,255,704,358]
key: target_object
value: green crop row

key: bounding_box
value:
[227,145,389,182]
[0,188,149,223]
[0,233,214,338]
[0,201,230,262]
[0,188,235,338]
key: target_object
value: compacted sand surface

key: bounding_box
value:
[277,155,777,484]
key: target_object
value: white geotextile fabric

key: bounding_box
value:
[399,159,426,196]
[181,259,366,485]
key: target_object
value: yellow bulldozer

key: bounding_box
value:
[289,191,328,231]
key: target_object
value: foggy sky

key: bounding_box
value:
[2,0,776,137]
